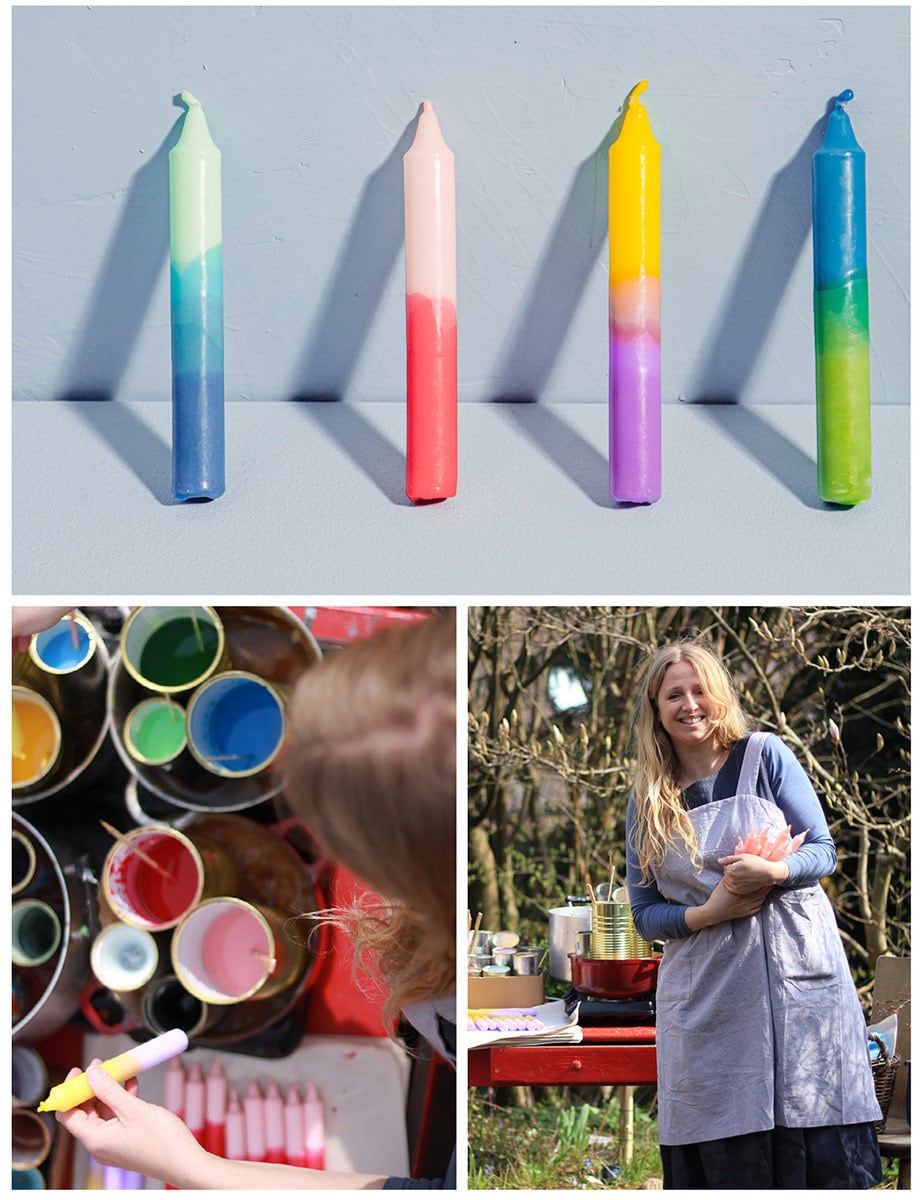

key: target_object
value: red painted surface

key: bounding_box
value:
[406,293,457,501]
[468,1028,657,1088]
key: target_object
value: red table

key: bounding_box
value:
[469,1025,657,1088]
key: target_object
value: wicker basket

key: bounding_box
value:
[869,1032,901,1131]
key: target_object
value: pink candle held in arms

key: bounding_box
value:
[404,100,458,503]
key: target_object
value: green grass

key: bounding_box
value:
[468,1089,663,1190]
[468,1090,899,1190]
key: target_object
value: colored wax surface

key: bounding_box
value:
[169,93,225,501]
[11,694,59,785]
[190,677,283,771]
[127,700,187,762]
[137,615,220,688]
[404,101,457,502]
[200,906,269,996]
[406,294,458,500]
[33,620,91,671]
[812,90,870,505]
[115,835,201,926]
[609,82,661,504]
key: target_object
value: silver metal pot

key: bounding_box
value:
[12,814,93,1044]
[548,904,593,981]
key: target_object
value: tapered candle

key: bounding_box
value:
[204,1058,227,1156]
[244,1079,267,1163]
[169,91,225,501]
[37,1029,188,1112]
[184,1061,206,1146]
[609,81,661,503]
[264,1079,286,1164]
[225,1088,247,1161]
[303,1081,325,1170]
[404,101,457,503]
[164,1055,186,1120]
[812,89,871,505]
[284,1084,307,1168]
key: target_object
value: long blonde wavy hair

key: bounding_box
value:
[631,640,751,881]
[281,612,455,1034]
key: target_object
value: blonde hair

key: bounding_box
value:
[631,641,751,880]
[281,612,455,1033]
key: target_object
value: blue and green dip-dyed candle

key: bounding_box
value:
[812,90,871,506]
[169,92,225,500]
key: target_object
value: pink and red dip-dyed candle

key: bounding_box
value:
[403,101,458,503]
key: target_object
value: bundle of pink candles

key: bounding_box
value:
[164,1057,325,1170]
[733,824,808,861]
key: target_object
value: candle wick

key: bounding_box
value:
[180,90,200,109]
[835,88,854,108]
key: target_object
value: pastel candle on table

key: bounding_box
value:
[37,1029,189,1112]
[263,1079,286,1164]
[812,89,871,505]
[164,1055,186,1121]
[284,1084,307,1168]
[169,91,225,501]
[204,1058,227,1156]
[303,1080,326,1170]
[184,1061,206,1145]
[608,80,661,504]
[225,1088,248,1161]
[244,1079,267,1162]
[403,100,458,503]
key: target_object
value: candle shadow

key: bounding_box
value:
[286,116,418,505]
[55,119,184,505]
[490,90,634,506]
[683,104,834,509]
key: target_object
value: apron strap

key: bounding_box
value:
[737,731,769,795]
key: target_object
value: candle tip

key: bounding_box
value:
[179,90,200,109]
[422,99,433,113]
[835,88,854,107]
[628,80,649,104]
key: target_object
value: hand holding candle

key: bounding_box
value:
[404,101,458,502]
[813,89,871,505]
[169,92,225,501]
[609,81,661,504]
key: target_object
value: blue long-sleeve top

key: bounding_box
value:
[626,733,838,942]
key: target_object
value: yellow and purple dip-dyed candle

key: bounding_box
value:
[608,81,661,504]
[812,89,871,505]
[169,92,225,501]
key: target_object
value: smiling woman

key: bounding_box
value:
[625,639,883,1190]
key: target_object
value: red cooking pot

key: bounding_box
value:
[568,954,659,999]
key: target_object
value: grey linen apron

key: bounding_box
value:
[652,732,881,1145]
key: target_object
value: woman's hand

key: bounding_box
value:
[55,1062,206,1186]
[685,877,772,931]
[718,852,790,895]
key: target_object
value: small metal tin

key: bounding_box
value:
[492,948,516,968]
[481,964,510,977]
[512,946,543,975]
[493,930,520,949]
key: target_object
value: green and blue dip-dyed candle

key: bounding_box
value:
[812,90,871,506]
[169,92,225,500]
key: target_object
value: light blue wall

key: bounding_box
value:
[13,5,909,405]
